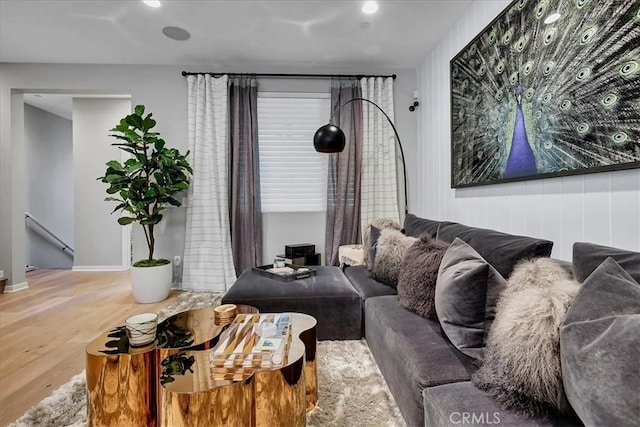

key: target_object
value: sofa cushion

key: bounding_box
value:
[423,382,583,427]
[365,295,477,427]
[397,234,449,319]
[435,238,506,360]
[472,258,580,417]
[403,213,442,238]
[560,257,640,427]
[370,229,417,287]
[572,242,640,283]
[436,221,553,278]
[344,265,397,299]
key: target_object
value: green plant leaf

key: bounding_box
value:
[173,182,189,190]
[117,217,135,225]
[126,114,143,129]
[106,160,124,171]
[103,174,125,183]
[111,203,126,214]
[134,105,145,116]
[123,129,141,141]
[166,197,182,207]
[140,214,163,225]
[142,116,156,132]
[154,139,165,151]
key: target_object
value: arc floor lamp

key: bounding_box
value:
[313,98,408,215]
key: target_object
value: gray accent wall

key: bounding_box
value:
[72,98,131,269]
[0,64,416,287]
[24,103,73,269]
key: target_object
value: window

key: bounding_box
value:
[258,93,330,212]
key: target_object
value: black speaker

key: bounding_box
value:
[285,244,316,258]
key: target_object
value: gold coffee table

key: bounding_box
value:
[159,312,317,427]
[85,304,257,426]
[85,307,317,427]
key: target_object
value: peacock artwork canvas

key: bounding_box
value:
[450,0,640,188]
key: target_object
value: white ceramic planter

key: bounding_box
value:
[130,261,173,304]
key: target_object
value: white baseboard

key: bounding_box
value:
[4,281,28,292]
[72,265,129,272]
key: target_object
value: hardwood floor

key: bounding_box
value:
[0,269,180,426]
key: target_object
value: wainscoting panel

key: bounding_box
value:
[415,0,640,261]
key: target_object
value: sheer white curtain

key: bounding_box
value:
[360,76,400,232]
[183,74,236,291]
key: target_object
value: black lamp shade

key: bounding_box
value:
[313,124,346,153]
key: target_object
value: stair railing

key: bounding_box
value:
[25,212,74,255]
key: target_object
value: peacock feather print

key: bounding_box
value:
[450,0,640,187]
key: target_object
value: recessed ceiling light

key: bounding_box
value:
[544,13,561,24]
[362,1,378,15]
[162,26,191,41]
[143,0,161,8]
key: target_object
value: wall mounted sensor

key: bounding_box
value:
[409,90,420,112]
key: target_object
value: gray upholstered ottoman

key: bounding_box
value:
[222,266,362,340]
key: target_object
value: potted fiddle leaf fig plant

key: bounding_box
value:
[99,104,192,303]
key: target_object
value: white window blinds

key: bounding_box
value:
[258,93,330,212]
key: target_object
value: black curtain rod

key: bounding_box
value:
[181,71,396,79]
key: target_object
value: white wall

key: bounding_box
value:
[24,104,73,268]
[0,63,417,286]
[72,98,131,269]
[414,0,640,261]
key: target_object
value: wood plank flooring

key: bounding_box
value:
[0,269,180,426]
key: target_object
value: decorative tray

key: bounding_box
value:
[252,264,317,282]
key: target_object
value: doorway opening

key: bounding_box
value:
[22,93,132,275]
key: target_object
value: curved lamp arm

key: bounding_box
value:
[315,97,408,215]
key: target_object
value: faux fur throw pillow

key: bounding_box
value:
[362,218,401,265]
[370,229,417,288]
[472,258,580,418]
[397,234,449,319]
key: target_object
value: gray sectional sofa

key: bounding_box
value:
[343,214,639,427]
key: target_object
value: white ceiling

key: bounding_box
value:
[0,0,472,69]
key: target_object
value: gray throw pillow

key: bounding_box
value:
[367,225,382,271]
[370,229,417,287]
[396,233,449,319]
[560,257,640,427]
[435,238,506,360]
[362,218,401,265]
[472,258,580,417]
[572,242,640,283]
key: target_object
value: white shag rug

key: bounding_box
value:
[10,292,405,427]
